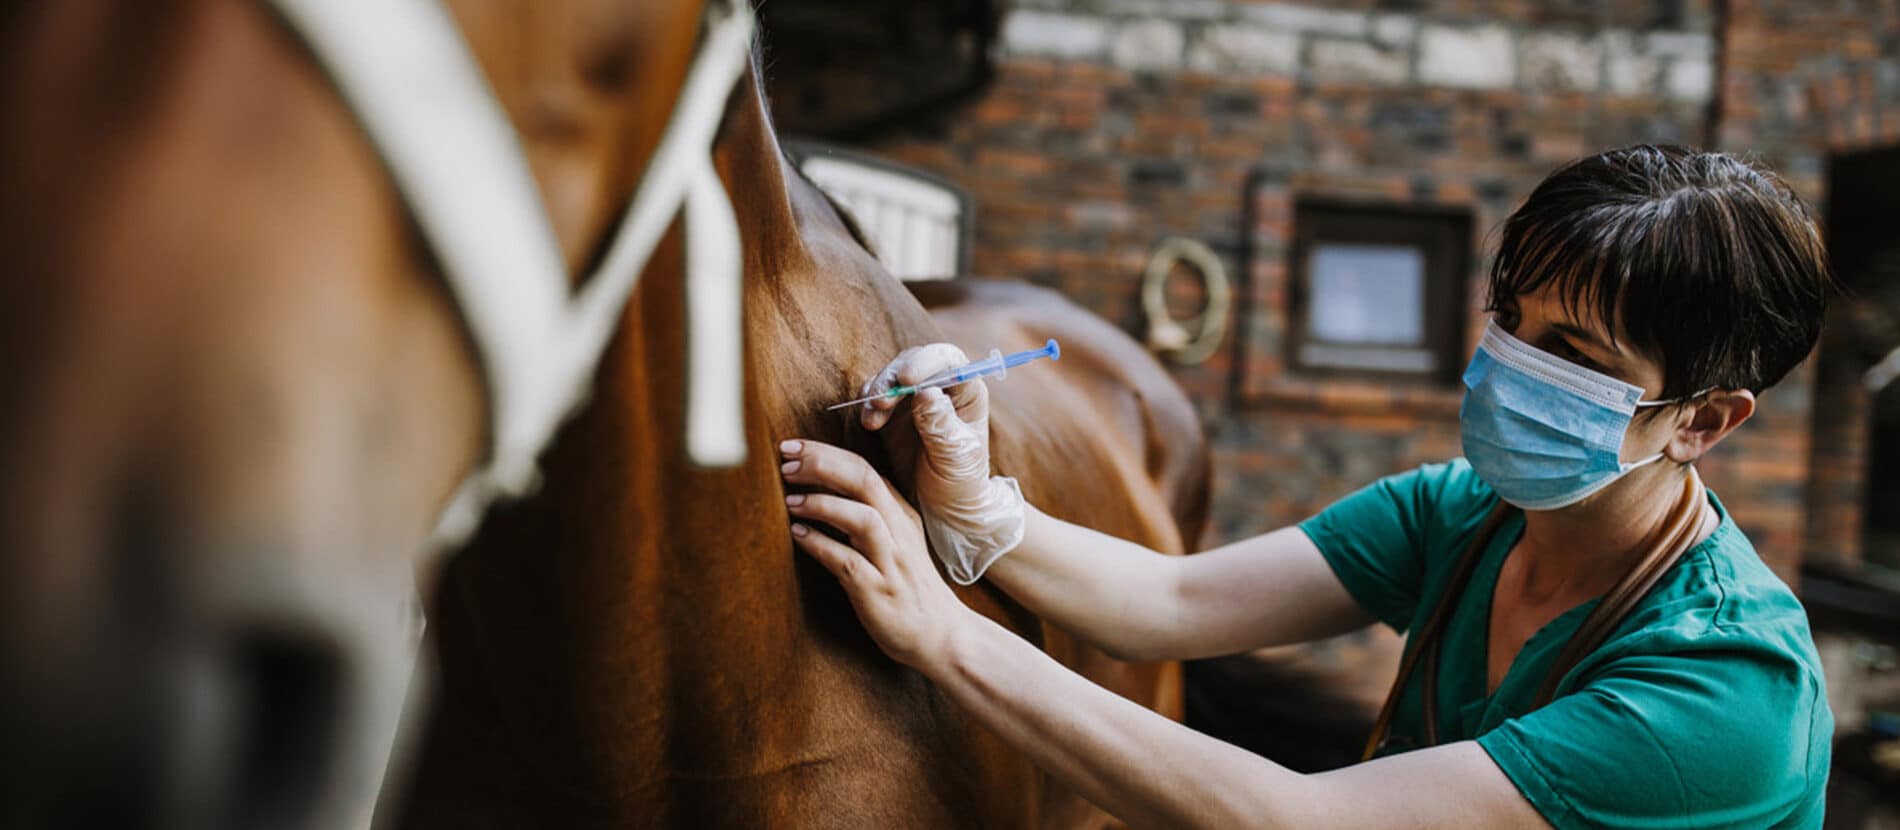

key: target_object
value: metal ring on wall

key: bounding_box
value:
[1141,236,1231,366]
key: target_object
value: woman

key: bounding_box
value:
[778,145,1834,828]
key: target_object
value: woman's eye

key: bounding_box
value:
[1556,342,1602,371]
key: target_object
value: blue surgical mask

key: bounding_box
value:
[1460,321,1699,511]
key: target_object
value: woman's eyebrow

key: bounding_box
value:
[1550,321,1617,355]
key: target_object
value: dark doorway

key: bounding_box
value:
[758,0,1001,141]
[1823,145,1900,572]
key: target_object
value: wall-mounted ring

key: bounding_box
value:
[1141,236,1231,366]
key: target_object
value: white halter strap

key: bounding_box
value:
[262,0,755,547]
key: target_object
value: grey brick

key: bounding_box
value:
[1419,24,1516,89]
[1111,19,1185,71]
[1240,3,1367,39]
[1003,11,1112,60]
[1521,31,1602,92]
[1310,39,1410,86]
[1601,30,1664,96]
[1666,56,1715,101]
[1095,0,1230,20]
[1188,23,1301,75]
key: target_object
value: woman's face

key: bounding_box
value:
[1489,285,1683,466]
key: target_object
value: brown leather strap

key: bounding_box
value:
[1361,502,1511,760]
[1361,469,1707,761]
[1532,468,1705,706]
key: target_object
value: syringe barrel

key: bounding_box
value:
[951,349,1008,383]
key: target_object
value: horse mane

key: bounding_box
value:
[740,28,881,259]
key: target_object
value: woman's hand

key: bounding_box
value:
[780,438,975,671]
[859,343,993,506]
[857,344,1026,585]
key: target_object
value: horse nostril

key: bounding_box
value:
[225,628,344,829]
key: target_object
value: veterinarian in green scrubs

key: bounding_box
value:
[780,144,1835,828]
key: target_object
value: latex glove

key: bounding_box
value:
[860,344,1025,585]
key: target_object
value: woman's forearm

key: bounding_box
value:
[981,505,1189,661]
[983,510,1374,662]
[926,611,1541,830]
[928,608,1303,829]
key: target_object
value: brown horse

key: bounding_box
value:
[0,0,1203,825]
[393,27,1207,830]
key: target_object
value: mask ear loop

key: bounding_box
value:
[1633,387,1716,409]
[1630,387,1717,466]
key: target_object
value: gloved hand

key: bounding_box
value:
[860,344,1025,585]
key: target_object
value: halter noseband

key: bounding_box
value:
[261,0,756,548]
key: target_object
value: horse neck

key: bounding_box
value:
[714,64,936,444]
[715,68,807,286]
[420,60,947,814]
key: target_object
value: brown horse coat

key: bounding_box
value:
[394,38,1208,830]
[0,2,495,825]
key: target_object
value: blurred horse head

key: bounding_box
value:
[0,1,728,826]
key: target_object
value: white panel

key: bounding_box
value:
[799,155,963,281]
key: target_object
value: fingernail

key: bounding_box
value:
[785,494,806,507]
[779,439,801,455]
[781,460,801,475]
[790,523,810,537]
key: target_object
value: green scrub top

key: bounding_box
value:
[1300,460,1832,829]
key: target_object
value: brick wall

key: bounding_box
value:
[779,0,1900,581]
[1712,0,1900,570]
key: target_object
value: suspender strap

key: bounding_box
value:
[1361,502,1511,760]
[1532,469,1704,706]
[1361,468,1707,761]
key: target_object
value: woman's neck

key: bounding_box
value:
[1512,463,1703,601]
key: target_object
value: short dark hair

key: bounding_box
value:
[1486,144,1833,399]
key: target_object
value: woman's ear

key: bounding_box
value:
[1666,389,1756,462]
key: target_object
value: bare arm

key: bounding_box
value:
[937,607,1545,829]
[986,508,1373,661]
[780,439,1548,830]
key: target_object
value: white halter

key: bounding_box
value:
[262,0,756,547]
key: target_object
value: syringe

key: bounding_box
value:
[827,339,1061,411]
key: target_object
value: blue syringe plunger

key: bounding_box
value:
[827,339,1061,411]
[936,338,1060,385]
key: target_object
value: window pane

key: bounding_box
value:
[1308,243,1426,346]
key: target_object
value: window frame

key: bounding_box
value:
[1287,199,1473,386]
